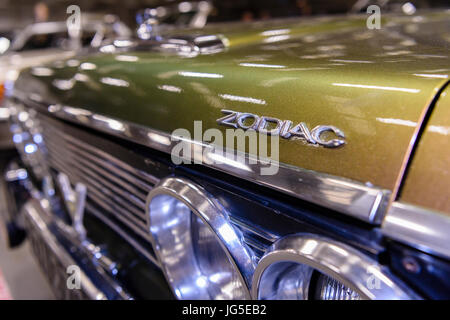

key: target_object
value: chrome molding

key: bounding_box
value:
[252,234,421,300]
[146,177,257,299]
[382,201,450,260]
[11,99,391,224]
[217,109,346,148]
[100,34,227,57]
[23,199,107,300]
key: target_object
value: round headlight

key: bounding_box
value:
[252,234,420,300]
[314,273,360,300]
[147,177,256,300]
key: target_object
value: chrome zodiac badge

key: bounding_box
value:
[217,109,345,148]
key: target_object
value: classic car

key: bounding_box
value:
[1,2,450,300]
[0,14,131,151]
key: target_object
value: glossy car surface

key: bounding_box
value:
[15,11,450,195]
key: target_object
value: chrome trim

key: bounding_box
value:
[136,1,213,38]
[36,114,156,240]
[23,199,107,300]
[12,99,391,224]
[217,109,346,148]
[20,171,133,299]
[146,177,257,299]
[252,234,420,300]
[382,201,450,260]
[57,172,87,239]
[101,34,227,57]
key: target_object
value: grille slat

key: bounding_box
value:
[41,124,158,185]
[44,134,150,203]
[45,141,148,220]
[39,116,155,246]
[44,149,150,237]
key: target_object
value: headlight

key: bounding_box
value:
[252,234,420,300]
[146,177,256,300]
[314,273,360,300]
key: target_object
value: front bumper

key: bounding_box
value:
[23,198,106,300]
[1,161,171,300]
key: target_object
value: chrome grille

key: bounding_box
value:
[37,112,272,260]
[39,118,156,242]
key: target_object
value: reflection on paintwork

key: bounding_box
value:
[239,63,285,69]
[99,44,116,53]
[260,29,290,37]
[414,74,448,79]
[219,94,266,105]
[428,125,450,136]
[100,77,130,87]
[74,73,89,82]
[330,59,373,64]
[178,71,223,78]
[158,84,182,93]
[80,62,97,70]
[31,67,54,77]
[115,55,139,62]
[113,39,134,48]
[263,35,291,43]
[333,83,420,93]
[52,78,76,90]
[376,118,416,127]
[66,59,80,67]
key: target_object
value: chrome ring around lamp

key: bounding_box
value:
[146,177,256,300]
[252,234,421,300]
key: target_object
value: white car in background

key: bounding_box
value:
[0,14,132,148]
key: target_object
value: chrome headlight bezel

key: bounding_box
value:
[146,177,256,300]
[252,233,420,300]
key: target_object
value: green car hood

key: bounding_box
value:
[15,11,450,191]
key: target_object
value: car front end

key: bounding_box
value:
[1,8,450,300]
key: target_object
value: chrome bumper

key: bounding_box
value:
[22,198,107,300]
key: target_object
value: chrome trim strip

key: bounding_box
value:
[382,201,450,260]
[11,99,391,224]
[23,199,107,300]
[252,233,420,300]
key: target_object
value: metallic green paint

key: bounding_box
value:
[16,12,450,192]
[401,85,450,214]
